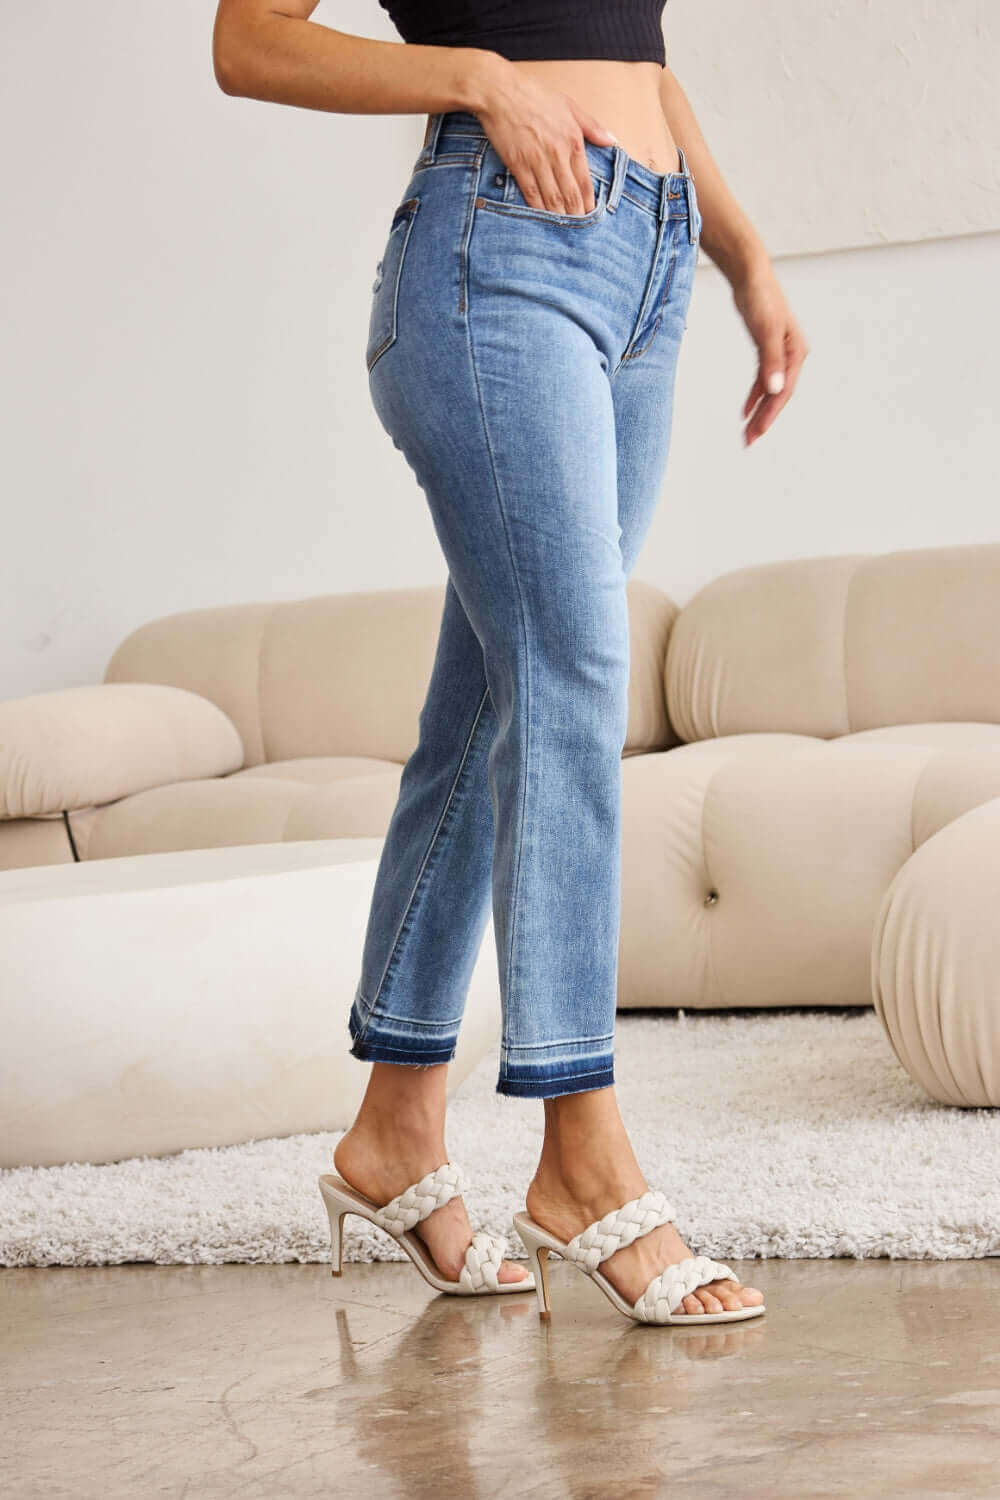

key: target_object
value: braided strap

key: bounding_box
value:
[458,1231,505,1293]
[564,1191,676,1274]
[369,1162,464,1238]
[633,1255,738,1324]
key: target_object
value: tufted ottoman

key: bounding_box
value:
[872,797,1000,1108]
[0,839,501,1167]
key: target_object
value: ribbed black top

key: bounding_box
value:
[378,1,668,66]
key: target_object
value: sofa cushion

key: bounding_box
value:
[0,816,73,872]
[231,755,401,785]
[0,683,243,821]
[619,733,1000,1013]
[72,757,403,861]
[104,580,679,768]
[840,722,1000,749]
[666,543,1000,743]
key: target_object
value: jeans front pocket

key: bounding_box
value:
[475,172,608,228]
[366,196,421,373]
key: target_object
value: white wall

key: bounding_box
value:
[670,0,1000,254]
[1,0,997,698]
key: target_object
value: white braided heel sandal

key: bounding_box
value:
[318,1163,535,1297]
[513,1191,765,1325]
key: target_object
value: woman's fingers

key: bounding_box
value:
[542,151,579,213]
[743,326,810,446]
[731,263,810,445]
[759,325,788,400]
[479,83,618,216]
[573,104,619,148]
[483,88,615,216]
[515,135,594,215]
[564,134,596,213]
[742,374,763,420]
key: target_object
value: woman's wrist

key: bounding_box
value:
[451,47,516,117]
[704,222,772,290]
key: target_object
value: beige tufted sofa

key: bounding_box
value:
[0,580,679,869]
[2,542,1000,1105]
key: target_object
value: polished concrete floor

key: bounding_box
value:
[4,1256,1000,1499]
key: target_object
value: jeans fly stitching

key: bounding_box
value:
[622,244,679,364]
[614,218,672,371]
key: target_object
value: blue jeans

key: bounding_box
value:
[348,109,702,1098]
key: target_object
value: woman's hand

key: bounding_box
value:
[477,71,618,216]
[731,262,810,447]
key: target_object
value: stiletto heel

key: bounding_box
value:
[325,1203,345,1277]
[534,1247,552,1320]
[513,1195,766,1327]
[513,1215,553,1319]
[318,1164,535,1298]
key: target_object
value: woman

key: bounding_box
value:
[214,0,807,1326]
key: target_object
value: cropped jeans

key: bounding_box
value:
[348,109,702,1098]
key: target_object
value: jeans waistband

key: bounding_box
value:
[420,110,694,225]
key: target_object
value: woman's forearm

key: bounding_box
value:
[212,0,506,116]
[658,66,770,286]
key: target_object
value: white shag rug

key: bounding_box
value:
[3,1010,998,1268]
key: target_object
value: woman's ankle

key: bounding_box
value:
[342,1062,449,1150]
[524,1087,655,1235]
[337,1111,447,1166]
[358,1060,449,1123]
[532,1086,645,1203]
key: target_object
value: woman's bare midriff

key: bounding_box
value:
[431,59,679,176]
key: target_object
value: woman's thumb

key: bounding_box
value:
[577,109,618,146]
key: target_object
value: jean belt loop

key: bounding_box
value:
[606,143,627,214]
[676,145,696,244]
[419,111,446,167]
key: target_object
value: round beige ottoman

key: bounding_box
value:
[872,797,1000,1108]
[0,839,501,1167]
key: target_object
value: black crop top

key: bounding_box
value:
[378,2,668,67]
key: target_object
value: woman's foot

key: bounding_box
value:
[335,1063,529,1287]
[525,1088,764,1317]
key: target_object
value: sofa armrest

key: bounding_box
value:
[0,684,244,820]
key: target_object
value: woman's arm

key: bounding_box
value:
[212,0,617,215]
[659,65,809,447]
[212,0,497,113]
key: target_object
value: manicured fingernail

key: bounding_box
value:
[766,371,785,395]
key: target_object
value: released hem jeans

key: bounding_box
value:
[348,110,701,1100]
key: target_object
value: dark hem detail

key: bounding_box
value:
[348,1008,457,1067]
[496,1065,615,1100]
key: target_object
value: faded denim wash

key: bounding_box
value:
[348,109,702,1098]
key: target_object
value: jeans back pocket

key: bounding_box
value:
[365,196,421,373]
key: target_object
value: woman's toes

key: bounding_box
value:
[498,1259,530,1284]
[714,1284,745,1312]
[740,1286,764,1306]
[681,1293,704,1315]
[696,1289,724,1314]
